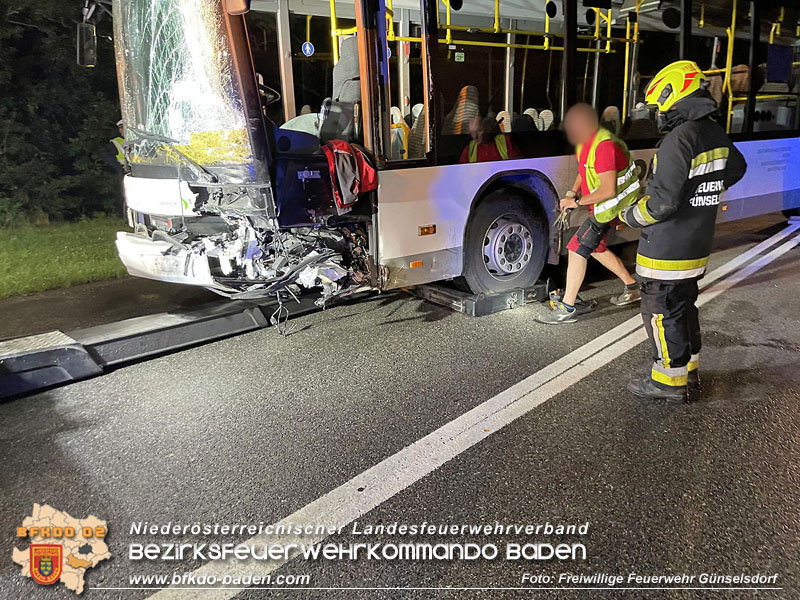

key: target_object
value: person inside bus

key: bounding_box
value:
[458,116,520,163]
[538,103,641,325]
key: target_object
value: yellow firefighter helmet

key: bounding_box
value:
[645,60,707,112]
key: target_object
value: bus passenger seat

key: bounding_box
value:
[512,113,536,132]
[539,109,554,131]
[391,106,404,124]
[626,104,659,140]
[390,106,410,159]
[496,110,512,132]
[729,64,749,95]
[601,106,621,135]
[408,105,426,159]
[321,35,361,142]
[523,108,539,130]
[706,72,724,106]
[442,85,479,134]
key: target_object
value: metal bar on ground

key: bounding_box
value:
[411,280,552,317]
[0,296,323,400]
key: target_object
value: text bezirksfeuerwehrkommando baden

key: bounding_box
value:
[128,521,590,562]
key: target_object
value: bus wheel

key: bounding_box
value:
[462,191,548,295]
[783,208,800,219]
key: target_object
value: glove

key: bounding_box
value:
[618,206,634,228]
[555,209,572,231]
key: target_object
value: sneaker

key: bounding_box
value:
[627,376,688,402]
[548,290,597,315]
[537,301,578,324]
[610,286,641,306]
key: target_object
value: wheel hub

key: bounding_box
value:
[482,216,534,277]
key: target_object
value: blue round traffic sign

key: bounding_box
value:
[302,41,315,57]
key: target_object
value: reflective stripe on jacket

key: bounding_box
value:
[468,135,509,163]
[576,127,640,223]
[619,94,747,281]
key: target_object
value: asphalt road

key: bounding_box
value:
[0,278,218,340]
[1,214,798,599]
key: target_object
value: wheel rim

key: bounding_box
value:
[482,215,534,278]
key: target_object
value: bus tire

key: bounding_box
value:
[462,191,548,296]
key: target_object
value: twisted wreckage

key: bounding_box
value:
[119,137,379,308]
[109,0,383,310]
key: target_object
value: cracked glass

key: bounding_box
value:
[113,0,253,167]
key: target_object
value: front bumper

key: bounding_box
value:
[115,232,229,291]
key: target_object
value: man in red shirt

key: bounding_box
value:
[539,104,640,324]
[459,116,521,163]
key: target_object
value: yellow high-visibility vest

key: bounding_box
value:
[467,134,509,163]
[576,128,640,223]
[110,136,125,166]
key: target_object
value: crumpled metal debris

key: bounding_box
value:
[165,213,370,304]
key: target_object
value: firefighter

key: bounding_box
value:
[106,119,126,173]
[538,103,641,324]
[619,60,747,401]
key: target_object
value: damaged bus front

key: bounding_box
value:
[111,0,376,303]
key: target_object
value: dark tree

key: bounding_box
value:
[1,0,121,224]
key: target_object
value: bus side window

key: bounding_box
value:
[385,19,424,162]
[431,39,512,165]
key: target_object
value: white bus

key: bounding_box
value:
[82,0,800,304]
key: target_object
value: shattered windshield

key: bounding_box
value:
[113,0,253,169]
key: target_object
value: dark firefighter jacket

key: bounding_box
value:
[620,90,747,280]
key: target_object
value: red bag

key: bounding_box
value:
[321,140,378,214]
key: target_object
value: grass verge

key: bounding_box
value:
[0,216,128,299]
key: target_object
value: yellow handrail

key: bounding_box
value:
[731,94,798,102]
[330,0,339,64]
[544,11,550,50]
[329,0,632,66]
[724,0,737,133]
[386,0,395,39]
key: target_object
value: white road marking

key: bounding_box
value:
[148,225,800,599]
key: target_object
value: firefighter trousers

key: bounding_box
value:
[640,278,701,389]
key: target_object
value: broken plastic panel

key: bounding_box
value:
[119,213,374,305]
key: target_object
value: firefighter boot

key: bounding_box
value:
[687,354,700,389]
[687,370,700,389]
[627,376,688,402]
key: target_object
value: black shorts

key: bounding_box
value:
[570,216,611,259]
